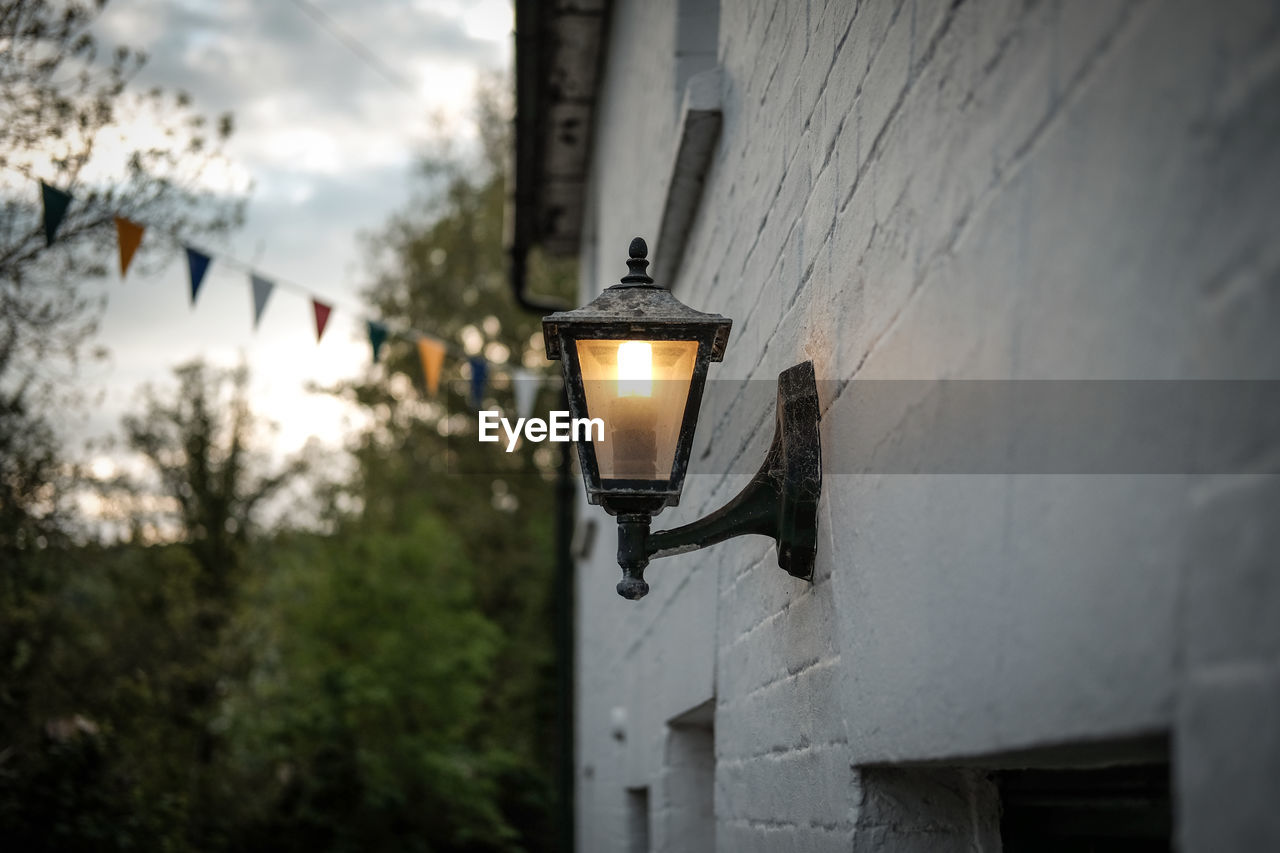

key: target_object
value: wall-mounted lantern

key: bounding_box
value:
[543,238,822,600]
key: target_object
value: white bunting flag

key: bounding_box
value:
[512,368,541,420]
[250,274,274,330]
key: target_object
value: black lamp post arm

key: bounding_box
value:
[646,437,785,559]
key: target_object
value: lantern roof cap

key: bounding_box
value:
[542,237,732,361]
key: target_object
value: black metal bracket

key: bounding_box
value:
[614,361,822,599]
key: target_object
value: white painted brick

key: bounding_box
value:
[867,100,912,226]
[826,2,870,107]
[794,0,847,128]
[799,157,836,279]
[720,820,852,853]
[718,744,853,827]
[1184,475,1280,667]
[719,578,839,697]
[978,1,1057,179]
[717,658,845,760]
[856,0,912,167]
[1177,666,1280,852]
[574,0,1280,849]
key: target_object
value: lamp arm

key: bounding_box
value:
[646,438,784,560]
[613,361,821,600]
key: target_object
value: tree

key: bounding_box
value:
[267,78,577,850]
[121,360,305,596]
[224,519,509,853]
[1,7,247,845]
[0,0,245,548]
[0,0,243,353]
[0,542,206,852]
[2,359,311,851]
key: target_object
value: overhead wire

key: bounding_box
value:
[281,0,420,96]
[5,3,546,379]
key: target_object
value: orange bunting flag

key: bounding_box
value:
[417,337,446,395]
[114,217,145,278]
[312,300,332,342]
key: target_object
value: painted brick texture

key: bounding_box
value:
[572,0,1280,850]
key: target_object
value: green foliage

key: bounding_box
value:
[1,71,574,851]
[120,360,304,593]
[0,543,220,851]
[1,6,247,847]
[222,518,512,851]
[302,77,576,850]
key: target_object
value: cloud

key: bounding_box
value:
[61,0,513,463]
[91,0,511,175]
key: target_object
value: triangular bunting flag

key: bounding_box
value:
[40,182,72,247]
[367,321,388,364]
[469,356,488,409]
[312,300,332,343]
[512,368,540,420]
[114,217,145,278]
[250,274,274,329]
[417,338,446,395]
[185,248,211,305]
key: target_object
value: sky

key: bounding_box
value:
[67,0,513,477]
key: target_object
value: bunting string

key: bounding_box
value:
[11,165,559,410]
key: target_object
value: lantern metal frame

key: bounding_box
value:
[543,238,822,600]
[543,238,731,512]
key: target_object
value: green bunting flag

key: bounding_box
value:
[40,182,72,247]
[186,248,211,305]
[469,356,488,409]
[250,274,274,329]
[367,321,388,363]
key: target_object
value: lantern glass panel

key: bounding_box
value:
[575,338,699,481]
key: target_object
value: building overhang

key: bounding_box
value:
[510,0,609,310]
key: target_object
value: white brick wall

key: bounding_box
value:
[573,0,1280,850]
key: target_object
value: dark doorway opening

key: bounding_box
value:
[998,762,1172,852]
[626,786,650,853]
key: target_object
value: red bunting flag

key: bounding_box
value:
[114,217,145,278]
[312,300,332,342]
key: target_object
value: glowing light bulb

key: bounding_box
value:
[616,341,653,397]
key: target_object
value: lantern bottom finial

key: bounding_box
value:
[615,514,653,599]
[617,575,650,600]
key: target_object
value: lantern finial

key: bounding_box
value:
[621,237,653,285]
